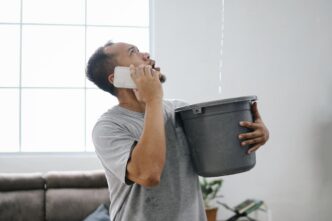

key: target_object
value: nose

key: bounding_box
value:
[142,52,150,60]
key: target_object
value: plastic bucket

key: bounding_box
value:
[175,96,257,177]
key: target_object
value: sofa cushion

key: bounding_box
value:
[83,204,110,221]
[0,173,45,221]
[0,190,45,221]
[45,170,107,188]
[45,188,110,221]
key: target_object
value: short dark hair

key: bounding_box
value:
[86,41,118,96]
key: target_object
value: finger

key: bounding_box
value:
[152,69,161,80]
[239,121,261,129]
[137,65,145,76]
[251,102,262,121]
[133,89,141,101]
[129,64,136,77]
[238,131,261,140]
[247,143,261,154]
[144,65,153,78]
[241,137,264,146]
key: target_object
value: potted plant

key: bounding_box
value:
[200,177,223,221]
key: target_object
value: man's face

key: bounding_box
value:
[104,42,160,71]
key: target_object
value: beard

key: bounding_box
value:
[159,73,166,83]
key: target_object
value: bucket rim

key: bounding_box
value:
[174,95,257,113]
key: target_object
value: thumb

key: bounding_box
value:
[251,102,262,121]
[133,89,140,100]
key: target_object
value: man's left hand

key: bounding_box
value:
[238,102,269,154]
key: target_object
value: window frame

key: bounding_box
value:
[0,0,153,154]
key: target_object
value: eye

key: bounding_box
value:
[129,47,139,56]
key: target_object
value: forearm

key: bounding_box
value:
[141,100,166,165]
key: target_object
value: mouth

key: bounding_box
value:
[149,60,159,71]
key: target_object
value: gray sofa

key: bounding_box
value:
[0,170,110,221]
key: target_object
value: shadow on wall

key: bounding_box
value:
[316,122,332,186]
[315,107,332,218]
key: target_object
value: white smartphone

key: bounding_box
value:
[113,66,165,89]
[113,66,137,89]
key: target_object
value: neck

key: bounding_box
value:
[117,89,146,113]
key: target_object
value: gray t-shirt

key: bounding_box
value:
[92,99,207,221]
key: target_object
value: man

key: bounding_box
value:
[86,41,269,221]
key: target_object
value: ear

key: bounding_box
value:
[108,73,115,84]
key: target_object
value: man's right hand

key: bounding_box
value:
[129,64,163,104]
[126,64,166,187]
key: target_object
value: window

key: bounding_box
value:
[0,0,150,152]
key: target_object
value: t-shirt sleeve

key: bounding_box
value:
[92,121,137,185]
[171,99,190,109]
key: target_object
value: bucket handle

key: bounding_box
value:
[192,106,203,114]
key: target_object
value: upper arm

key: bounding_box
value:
[92,122,137,185]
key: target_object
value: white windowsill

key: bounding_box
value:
[0,152,97,158]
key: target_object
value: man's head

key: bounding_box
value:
[86,41,161,96]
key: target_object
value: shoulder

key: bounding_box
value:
[163,99,190,110]
[92,108,125,136]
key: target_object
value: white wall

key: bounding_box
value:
[155,0,332,220]
[0,0,331,220]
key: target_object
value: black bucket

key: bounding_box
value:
[175,96,257,177]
